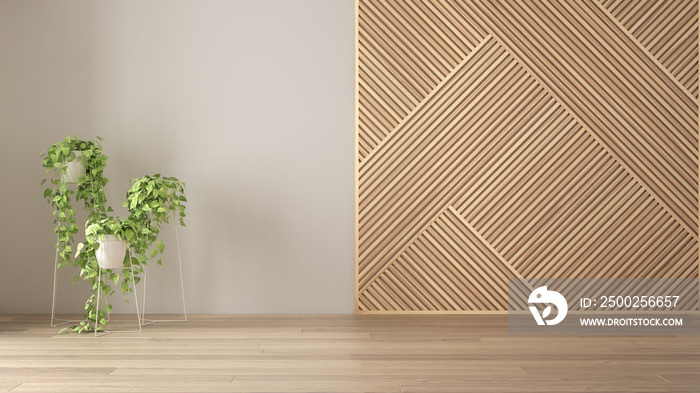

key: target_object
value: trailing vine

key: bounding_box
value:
[42,138,188,333]
[73,216,141,333]
[124,174,187,267]
[41,136,111,268]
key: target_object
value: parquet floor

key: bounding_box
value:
[0,314,697,392]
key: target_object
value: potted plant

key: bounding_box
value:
[70,170,188,333]
[62,150,86,183]
[71,215,141,333]
[124,174,187,267]
[41,135,111,268]
[87,216,132,269]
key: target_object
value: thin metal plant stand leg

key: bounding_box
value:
[95,250,142,337]
[51,235,83,327]
[141,218,187,326]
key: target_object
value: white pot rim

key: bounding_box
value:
[100,234,124,243]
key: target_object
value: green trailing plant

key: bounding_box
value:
[67,175,187,333]
[72,215,141,333]
[124,174,187,267]
[41,135,111,268]
[42,138,189,334]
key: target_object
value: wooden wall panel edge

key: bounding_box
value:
[354,0,361,313]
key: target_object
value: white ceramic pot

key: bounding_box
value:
[96,235,127,269]
[61,151,86,183]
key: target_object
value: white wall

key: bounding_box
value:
[0,0,355,313]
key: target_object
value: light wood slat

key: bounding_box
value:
[451,101,698,281]
[356,0,699,313]
[602,0,699,98]
[464,0,698,235]
[362,208,530,312]
[357,0,486,162]
[358,37,530,287]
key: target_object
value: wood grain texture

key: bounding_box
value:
[0,314,698,392]
[356,0,699,312]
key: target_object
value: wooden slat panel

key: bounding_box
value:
[602,0,699,98]
[464,0,698,234]
[361,207,531,312]
[356,0,699,312]
[357,0,487,161]
[358,35,531,289]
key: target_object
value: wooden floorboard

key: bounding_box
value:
[0,314,697,392]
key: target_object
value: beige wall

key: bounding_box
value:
[0,0,355,313]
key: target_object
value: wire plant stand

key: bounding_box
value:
[93,249,142,337]
[140,216,187,326]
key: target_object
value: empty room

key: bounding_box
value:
[0,0,698,392]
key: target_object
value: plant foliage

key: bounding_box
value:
[41,135,111,268]
[42,137,188,334]
[124,174,187,267]
[73,216,141,333]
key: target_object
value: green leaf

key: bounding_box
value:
[75,243,84,257]
[111,274,120,285]
[156,240,165,254]
[151,249,159,258]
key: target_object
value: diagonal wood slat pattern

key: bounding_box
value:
[465,0,698,236]
[361,207,531,311]
[357,0,487,161]
[601,0,699,98]
[358,35,531,290]
[356,0,699,312]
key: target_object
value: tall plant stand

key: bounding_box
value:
[49,174,92,328]
[140,219,187,326]
[50,176,84,328]
[50,234,83,327]
[94,249,142,337]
